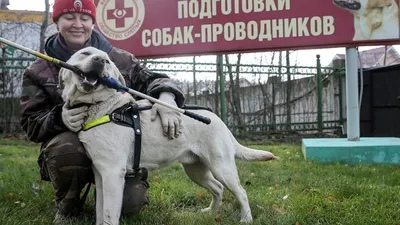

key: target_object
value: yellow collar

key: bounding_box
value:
[82,115,111,131]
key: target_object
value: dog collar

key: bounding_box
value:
[82,115,111,131]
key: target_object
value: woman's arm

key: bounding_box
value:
[108,47,185,107]
[19,62,68,143]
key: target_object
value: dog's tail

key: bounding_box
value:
[235,143,278,162]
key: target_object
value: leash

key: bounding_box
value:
[0,37,211,125]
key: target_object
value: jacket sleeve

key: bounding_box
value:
[19,67,68,143]
[108,48,185,107]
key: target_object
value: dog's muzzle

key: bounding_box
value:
[333,0,361,10]
[80,56,106,92]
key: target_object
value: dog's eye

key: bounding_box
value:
[81,52,91,56]
[105,59,110,64]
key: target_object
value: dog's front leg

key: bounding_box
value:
[93,167,104,225]
[95,165,127,225]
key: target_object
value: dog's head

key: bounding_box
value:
[59,46,126,107]
[333,0,362,11]
[333,0,397,39]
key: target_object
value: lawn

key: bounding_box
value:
[0,138,399,225]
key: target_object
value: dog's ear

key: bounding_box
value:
[118,72,126,87]
[57,69,75,103]
[108,61,126,86]
[58,70,65,90]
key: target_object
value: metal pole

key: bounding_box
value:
[345,47,360,141]
[217,55,227,123]
[338,72,344,127]
[286,51,291,131]
[337,59,346,133]
[316,54,323,132]
[193,56,197,105]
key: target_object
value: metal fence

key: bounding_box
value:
[0,56,35,134]
[143,55,344,135]
[0,54,344,136]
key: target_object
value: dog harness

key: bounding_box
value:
[82,103,151,172]
[78,103,212,211]
[82,104,150,132]
[82,104,213,132]
[79,103,151,214]
[81,103,213,172]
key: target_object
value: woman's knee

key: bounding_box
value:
[40,132,92,182]
[43,132,86,158]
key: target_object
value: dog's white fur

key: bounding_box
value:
[334,0,399,40]
[59,47,277,225]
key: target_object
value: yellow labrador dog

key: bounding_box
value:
[333,0,399,40]
[58,47,277,225]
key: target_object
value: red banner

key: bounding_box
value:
[94,0,400,58]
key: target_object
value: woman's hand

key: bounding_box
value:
[150,92,182,139]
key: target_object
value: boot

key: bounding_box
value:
[121,168,150,216]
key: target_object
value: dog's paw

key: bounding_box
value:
[240,217,253,223]
[200,207,212,213]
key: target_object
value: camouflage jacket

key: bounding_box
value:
[19,47,185,143]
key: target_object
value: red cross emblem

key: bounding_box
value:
[97,0,145,41]
[106,1,133,28]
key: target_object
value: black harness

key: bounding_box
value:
[110,103,212,175]
[110,103,152,177]
[79,103,212,209]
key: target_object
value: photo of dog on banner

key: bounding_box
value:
[333,0,399,40]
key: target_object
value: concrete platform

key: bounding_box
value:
[302,137,400,165]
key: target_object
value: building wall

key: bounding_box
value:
[0,10,56,98]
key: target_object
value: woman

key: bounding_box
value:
[19,0,185,223]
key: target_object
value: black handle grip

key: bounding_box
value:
[59,61,84,75]
[183,110,211,125]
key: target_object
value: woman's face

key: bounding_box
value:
[57,13,93,50]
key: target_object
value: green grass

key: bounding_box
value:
[0,138,399,225]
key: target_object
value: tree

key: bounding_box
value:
[39,0,50,53]
[225,54,243,131]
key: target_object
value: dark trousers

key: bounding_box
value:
[39,132,93,217]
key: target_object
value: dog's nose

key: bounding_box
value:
[92,56,105,65]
